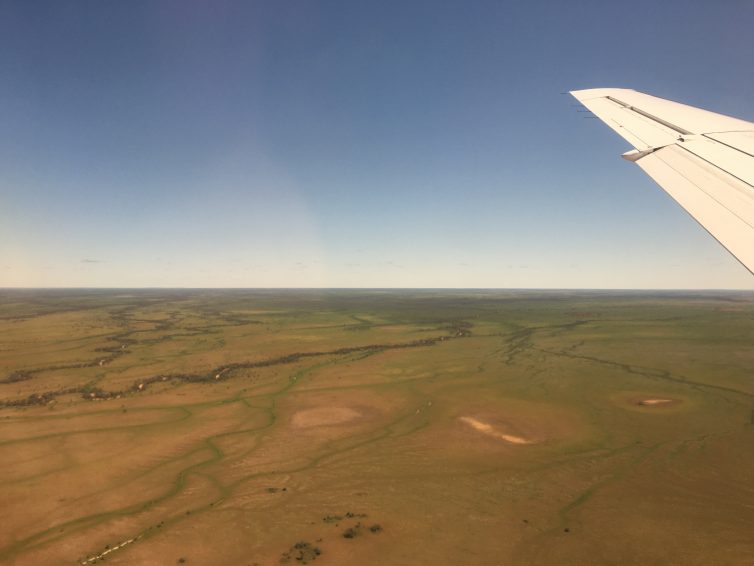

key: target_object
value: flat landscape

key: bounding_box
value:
[1,289,753,565]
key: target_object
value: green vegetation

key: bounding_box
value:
[0,289,753,565]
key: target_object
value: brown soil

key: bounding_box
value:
[292,407,363,428]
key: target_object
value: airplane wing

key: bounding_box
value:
[571,88,754,275]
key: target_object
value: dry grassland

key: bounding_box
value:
[1,289,753,565]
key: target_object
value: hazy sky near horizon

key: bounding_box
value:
[2,1,753,289]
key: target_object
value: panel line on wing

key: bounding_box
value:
[656,146,754,230]
[606,96,693,136]
[640,150,754,273]
[584,97,679,149]
[702,133,754,159]
[676,143,754,192]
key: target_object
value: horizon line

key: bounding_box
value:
[2,287,754,293]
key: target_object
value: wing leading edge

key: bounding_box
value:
[571,88,754,275]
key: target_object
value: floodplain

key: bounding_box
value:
[1,289,753,565]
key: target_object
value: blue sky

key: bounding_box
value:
[2,0,753,288]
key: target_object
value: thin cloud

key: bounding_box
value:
[81,258,105,264]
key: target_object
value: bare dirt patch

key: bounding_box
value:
[611,391,688,412]
[440,398,583,453]
[292,407,362,428]
[636,398,678,407]
[458,416,533,445]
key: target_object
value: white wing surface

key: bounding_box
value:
[571,88,754,275]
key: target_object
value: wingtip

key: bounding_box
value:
[569,88,636,101]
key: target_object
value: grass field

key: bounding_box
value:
[1,289,753,565]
